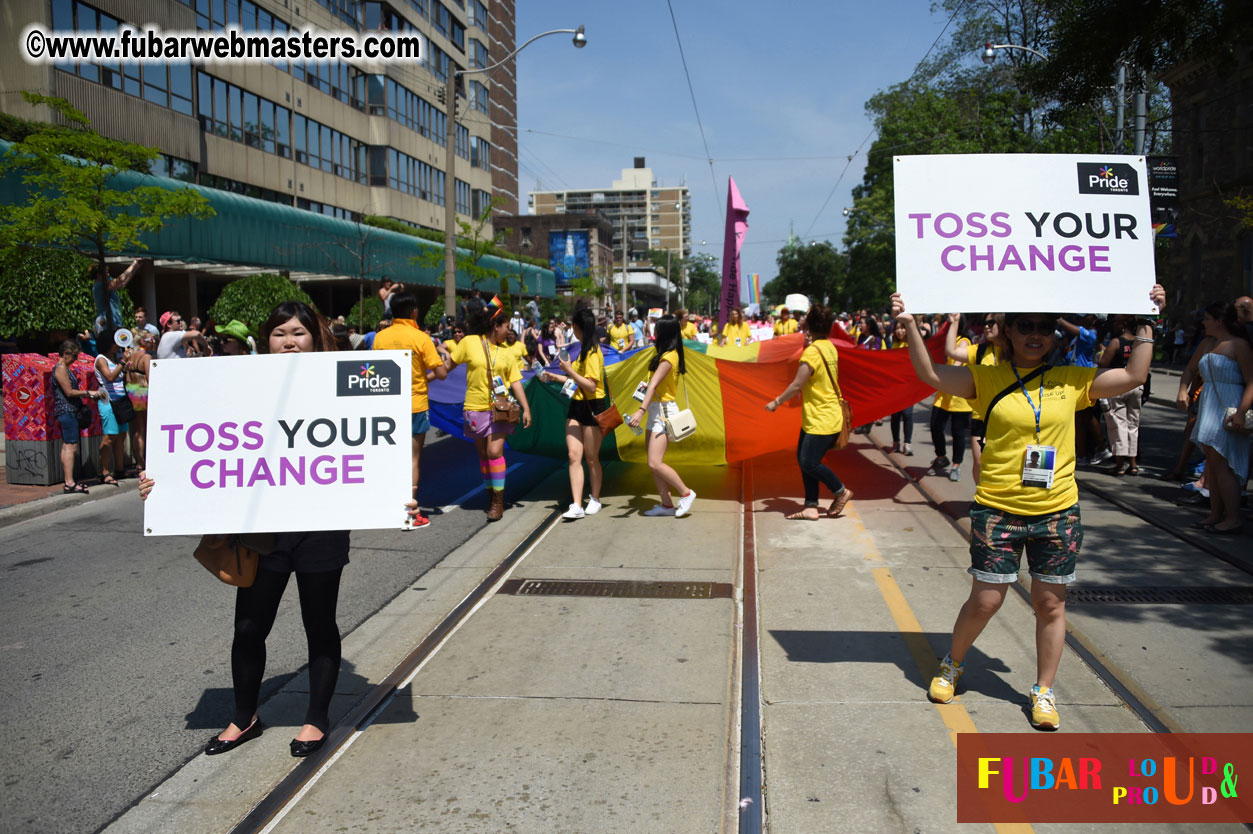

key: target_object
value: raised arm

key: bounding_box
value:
[943,313,968,362]
[890,294,974,399]
[1091,284,1167,399]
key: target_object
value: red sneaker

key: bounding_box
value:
[408,514,431,530]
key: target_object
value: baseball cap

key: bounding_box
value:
[159,311,177,329]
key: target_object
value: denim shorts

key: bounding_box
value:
[968,502,1082,585]
[411,410,431,435]
[56,412,80,443]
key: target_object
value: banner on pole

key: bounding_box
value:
[143,351,412,536]
[894,154,1156,314]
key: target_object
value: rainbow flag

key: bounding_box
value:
[745,273,761,306]
[427,330,949,466]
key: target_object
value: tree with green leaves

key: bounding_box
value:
[415,197,506,300]
[208,273,316,333]
[0,93,214,332]
[0,247,133,340]
[764,240,847,308]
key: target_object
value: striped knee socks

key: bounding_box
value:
[486,456,506,492]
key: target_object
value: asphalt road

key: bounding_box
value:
[0,431,559,834]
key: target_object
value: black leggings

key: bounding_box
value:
[930,408,971,464]
[231,567,343,733]
[890,408,914,443]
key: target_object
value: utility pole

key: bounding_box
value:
[1133,67,1147,155]
[1114,63,1126,151]
[666,249,672,309]
[443,68,458,318]
[619,209,628,315]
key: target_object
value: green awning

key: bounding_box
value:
[0,139,554,297]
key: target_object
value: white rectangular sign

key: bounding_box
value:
[144,351,412,536]
[894,154,1157,314]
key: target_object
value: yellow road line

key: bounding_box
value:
[847,503,1034,834]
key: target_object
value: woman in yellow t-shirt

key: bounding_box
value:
[765,305,852,520]
[893,286,1165,731]
[625,315,697,518]
[927,314,974,482]
[678,309,698,341]
[445,304,533,522]
[719,308,753,347]
[541,307,607,520]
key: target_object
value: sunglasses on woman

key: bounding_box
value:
[1012,318,1054,336]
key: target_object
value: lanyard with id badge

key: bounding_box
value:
[1013,365,1056,489]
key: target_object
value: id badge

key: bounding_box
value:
[735,338,743,347]
[632,381,648,402]
[560,379,577,399]
[1021,444,1057,489]
[617,338,625,349]
[492,375,508,397]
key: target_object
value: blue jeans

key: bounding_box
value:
[796,430,845,506]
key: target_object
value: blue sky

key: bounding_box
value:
[515,1,956,287]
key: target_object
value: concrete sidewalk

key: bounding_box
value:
[106,436,1247,833]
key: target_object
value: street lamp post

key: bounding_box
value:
[982,41,1147,155]
[443,26,586,318]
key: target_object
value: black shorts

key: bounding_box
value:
[568,397,608,427]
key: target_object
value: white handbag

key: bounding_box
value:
[1223,406,1253,433]
[663,377,697,442]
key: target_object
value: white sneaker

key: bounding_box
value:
[1091,448,1113,465]
[643,504,676,517]
[949,466,961,482]
[562,503,585,519]
[584,497,602,515]
[675,490,697,517]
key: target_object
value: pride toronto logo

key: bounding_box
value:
[1076,161,1140,195]
[337,359,401,396]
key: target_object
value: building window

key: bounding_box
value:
[297,197,361,222]
[469,80,488,114]
[469,0,486,28]
[471,188,490,217]
[201,172,293,205]
[470,39,489,69]
[198,72,298,163]
[456,178,471,215]
[149,153,198,182]
[471,137,490,171]
[450,19,465,51]
[455,124,469,160]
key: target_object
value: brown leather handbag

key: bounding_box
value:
[485,337,520,423]
[593,362,624,432]
[193,534,274,587]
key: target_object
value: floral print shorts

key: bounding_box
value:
[967,502,1081,585]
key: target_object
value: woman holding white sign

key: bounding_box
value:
[138,301,350,758]
[444,300,533,522]
[892,284,1164,731]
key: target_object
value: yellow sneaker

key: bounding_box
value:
[1030,685,1060,730]
[927,654,963,703]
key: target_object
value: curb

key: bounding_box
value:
[0,478,139,529]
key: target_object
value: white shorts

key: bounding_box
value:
[647,401,679,435]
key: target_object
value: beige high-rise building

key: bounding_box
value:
[528,158,691,270]
[0,0,520,313]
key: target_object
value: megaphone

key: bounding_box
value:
[114,329,134,349]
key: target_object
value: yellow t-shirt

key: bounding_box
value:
[721,322,752,346]
[680,322,698,340]
[964,342,1002,421]
[505,340,529,364]
[450,336,521,412]
[571,348,605,400]
[372,319,443,413]
[936,336,974,413]
[653,349,680,403]
[607,323,633,350]
[774,319,798,336]
[799,341,844,435]
[969,363,1096,516]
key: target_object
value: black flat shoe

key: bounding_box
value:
[290,736,325,758]
[204,720,263,756]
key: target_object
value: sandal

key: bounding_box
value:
[62,483,89,494]
[101,475,119,486]
[1126,466,1139,476]
[827,488,854,518]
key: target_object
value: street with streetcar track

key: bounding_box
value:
[2,376,1250,833]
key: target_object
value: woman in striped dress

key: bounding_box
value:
[1177,302,1253,534]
